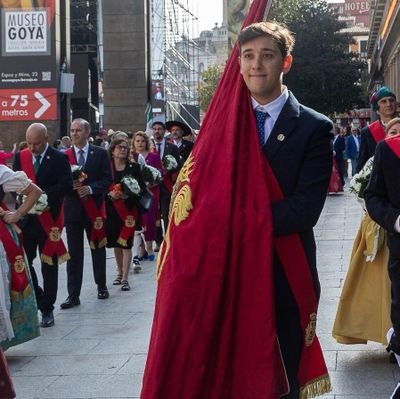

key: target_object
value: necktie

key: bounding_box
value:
[156,143,161,154]
[78,149,85,167]
[34,155,41,175]
[254,109,269,145]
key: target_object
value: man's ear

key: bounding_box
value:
[282,54,293,74]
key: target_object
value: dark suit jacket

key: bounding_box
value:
[357,125,381,172]
[177,139,194,166]
[13,145,73,219]
[64,144,112,223]
[263,92,333,290]
[163,140,180,166]
[333,135,345,162]
[345,134,359,160]
[365,139,400,258]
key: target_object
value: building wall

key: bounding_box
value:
[103,0,148,134]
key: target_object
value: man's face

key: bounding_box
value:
[70,120,90,147]
[26,127,47,155]
[152,124,165,141]
[377,96,397,119]
[239,35,292,104]
[170,125,183,140]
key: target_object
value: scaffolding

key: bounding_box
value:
[151,0,200,128]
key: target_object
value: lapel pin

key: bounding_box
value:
[277,134,285,142]
[46,155,50,159]
[90,151,94,155]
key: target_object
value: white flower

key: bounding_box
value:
[142,165,162,185]
[349,156,374,205]
[163,155,178,171]
[23,193,48,214]
[121,175,141,196]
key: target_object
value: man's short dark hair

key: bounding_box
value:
[238,21,295,58]
[152,121,166,130]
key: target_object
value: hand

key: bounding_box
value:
[77,185,91,198]
[0,209,22,224]
[73,180,82,190]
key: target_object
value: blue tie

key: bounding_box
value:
[78,149,85,167]
[254,109,269,145]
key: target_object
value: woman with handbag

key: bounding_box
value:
[105,138,145,291]
[131,131,163,262]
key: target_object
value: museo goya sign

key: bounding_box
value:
[0,0,57,121]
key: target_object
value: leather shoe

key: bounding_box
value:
[388,333,400,356]
[97,288,109,300]
[40,311,55,328]
[60,297,80,309]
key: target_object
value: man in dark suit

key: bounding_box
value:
[165,120,194,166]
[333,128,346,185]
[152,121,180,247]
[13,123,73,327]
[364,129,400,393]
[356,86,397,172]
[60,118,112,309]
[238,22,333,398]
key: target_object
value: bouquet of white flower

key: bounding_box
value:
[21,193,48,215]
[141,164,162,186]
[121,175,141,196]
[349,156,374,206]
[163,154,178,171]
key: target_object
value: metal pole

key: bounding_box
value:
[97,0,105,129]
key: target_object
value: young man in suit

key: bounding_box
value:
[238,21,333,398]
[356,86,397,172]
[152,121,180,248]
[60,118,112,309]
[13,123,73,327]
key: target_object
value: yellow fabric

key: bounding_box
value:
[332,213,391,345]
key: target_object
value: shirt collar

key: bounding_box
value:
[34,143,49,160]
[251,87,289,123]
[73,142,89,156]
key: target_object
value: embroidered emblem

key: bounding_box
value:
[125,215,135,228]
[14,255,26,273]
[94,217,104,230]
[277,134,285,142]
[49,227,61,242]
[305,312,317,347]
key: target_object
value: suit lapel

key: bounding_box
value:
[84,144,96,172]
[37,146,51,180]
[264,92,300,159]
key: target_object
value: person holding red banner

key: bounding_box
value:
[61,119,112,309]
[356,86,397,172]
[141,3,332,397]
[13,123,72,328]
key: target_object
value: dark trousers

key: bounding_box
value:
[22,219,58,313]
[388,250,400,341]
[66,218,107,299]
[156,185,172,245]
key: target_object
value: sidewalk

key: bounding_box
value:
[6,189,400,398]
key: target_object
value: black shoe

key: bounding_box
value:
[60,297,80,309]
[388,333,400,356]
[97,288,109,299]
[40,311,55,328]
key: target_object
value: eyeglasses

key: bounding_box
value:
[115,145,128,150]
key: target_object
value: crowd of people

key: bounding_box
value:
[0,118,194,397]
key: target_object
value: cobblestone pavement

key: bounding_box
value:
[6,189,400,398]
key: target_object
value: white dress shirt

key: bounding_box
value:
[251,87,289,143]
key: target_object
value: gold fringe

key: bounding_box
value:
[117,237,128,247]
[40,252,70,265]
[300,375,332,399]
[10,284,32,301]
[58,253,71,264]
[40,254,54,266]
[90,238,107,250]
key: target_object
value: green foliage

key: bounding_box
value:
[198,64,223,112]
[270,0,368,115]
